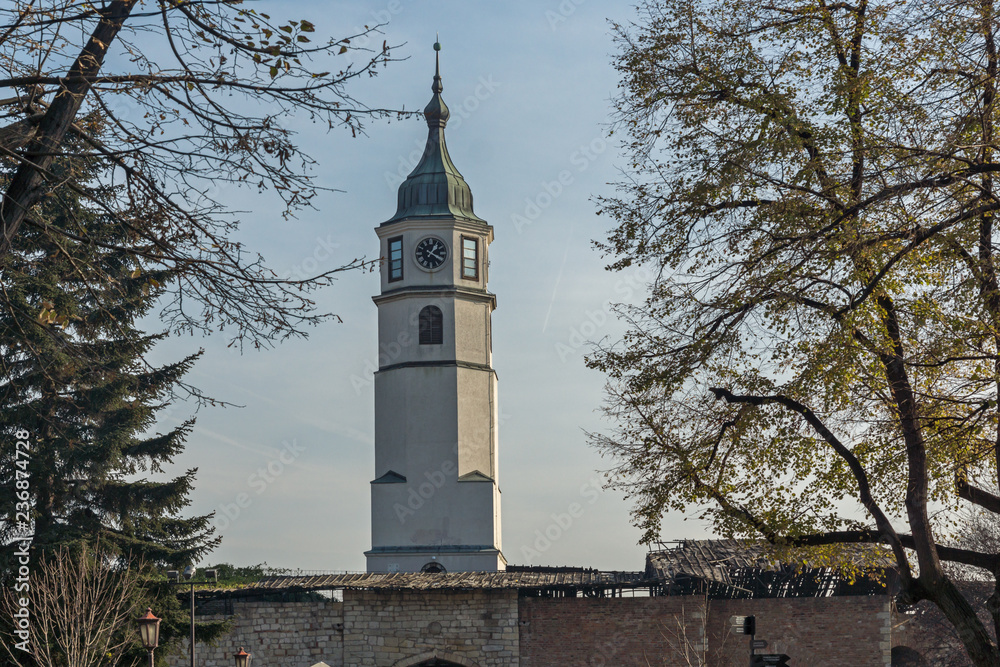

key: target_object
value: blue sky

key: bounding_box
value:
[146,0,713,573]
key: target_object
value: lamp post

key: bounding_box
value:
[233,647,251,667]
[166,566,218,667]
[136,608,161,667]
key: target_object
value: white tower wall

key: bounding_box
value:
[366,46,504,573]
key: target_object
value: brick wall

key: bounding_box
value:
[519,596,711,666]
[519,595,891,667]
[707,597,891,667]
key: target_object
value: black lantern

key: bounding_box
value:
[137,608,161,667]
[137,608,161,650]
[234,647,251,667]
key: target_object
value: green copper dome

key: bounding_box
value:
[384,44,484,224]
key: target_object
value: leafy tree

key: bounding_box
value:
[0,1,401,347]
[199,562,289,585]
[590,0,1000,664]
[0,133,222,655]
[198,562,327,600]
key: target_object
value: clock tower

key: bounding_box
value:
[365,43,505,573]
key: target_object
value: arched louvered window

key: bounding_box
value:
[419,306,443,345]
[421,561,446,573]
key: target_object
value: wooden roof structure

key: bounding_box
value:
[196,568,653,599]
[189,540,895,601]
[645,539,895,598]
[647,539,770,584]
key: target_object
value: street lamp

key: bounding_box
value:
[233,647,251,667]
[165,566,218,667]
[136,608,161,667]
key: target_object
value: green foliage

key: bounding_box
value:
[0,126,224,656]
[193,562,328,601]
[199,562,291,585]
[593,1,1000,664]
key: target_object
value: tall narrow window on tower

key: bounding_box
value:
[461,236,478,280]
[388,236,403,282]
[419,306,443,344]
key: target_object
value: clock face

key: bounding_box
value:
[415,237,448,270]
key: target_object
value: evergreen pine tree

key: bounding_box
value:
[0,130,221,654]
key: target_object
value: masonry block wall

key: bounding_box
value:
[342,590,519,666]
[172,600,344,667]
[170,591,520,667]
[168,592,892,667]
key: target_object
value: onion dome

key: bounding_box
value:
[385,40,484,224]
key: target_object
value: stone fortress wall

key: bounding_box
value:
[169,591,895,667]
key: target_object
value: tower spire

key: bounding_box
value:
[433,34,442,93]
[384,39,482,224]
[424,38,448,126]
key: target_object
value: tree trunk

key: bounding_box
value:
[931,577,1000,666]
[0,1,136,256]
